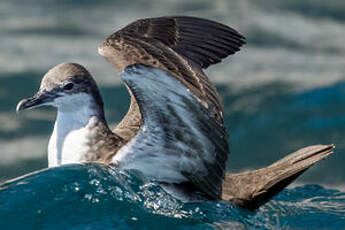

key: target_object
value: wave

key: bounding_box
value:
[0,163,344,229]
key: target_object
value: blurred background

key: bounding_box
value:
[0,0,344,188]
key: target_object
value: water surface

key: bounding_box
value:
[1,164,344,229]
[0,0,345,228]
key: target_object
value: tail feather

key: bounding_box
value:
[222,145,335,210]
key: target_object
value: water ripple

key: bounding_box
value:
[0,163,344,229]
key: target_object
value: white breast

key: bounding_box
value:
[48,123,90,167]
[47,93,98,167]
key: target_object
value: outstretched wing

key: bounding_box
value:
[99,16,245,70]
[113,64,230,199]
[98,16,245,140]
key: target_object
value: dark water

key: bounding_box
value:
[1,0,345,228]
[2,76,345,186]
[1,163,344,230]
[1,0,345,185]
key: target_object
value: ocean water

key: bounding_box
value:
[1,163,344,230]
[1,0,345,229]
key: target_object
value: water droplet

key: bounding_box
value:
[92,198,100,203]
[84,194,92,200]
[90,179,100,186]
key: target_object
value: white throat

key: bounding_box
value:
[48,93,101,167]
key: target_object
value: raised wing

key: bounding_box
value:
[99,16,245,70]
[98,16,245,141]
[113,64,230,199]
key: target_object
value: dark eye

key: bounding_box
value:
[63,82,74,90]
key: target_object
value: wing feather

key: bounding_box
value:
[117,65,230,199]
[98,16,245,139]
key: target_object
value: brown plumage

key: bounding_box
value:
[223,145,334,210]
[15,16,334,210]
[97,16,334,209]
[98,16,246,141]
[98,16,245,201]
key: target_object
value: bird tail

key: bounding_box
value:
[221,144,335,210]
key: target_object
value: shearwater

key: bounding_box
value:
[16,16,334,210]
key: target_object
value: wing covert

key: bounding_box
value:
[98,16,244,145]
[115,64,230,199]
[99,16,245,71]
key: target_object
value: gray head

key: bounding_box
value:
[16,63,105,117]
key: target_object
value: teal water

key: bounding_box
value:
[1,0,345,228]
[1,0,345,185]
[2,76,345,186]
[1,163,344,230]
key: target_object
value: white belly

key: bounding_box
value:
[48,126,90,167]
[47,106,97,167]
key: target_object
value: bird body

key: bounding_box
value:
[16,16,334,210]
[17,62,334,207]
[17,63,229,199]
[21,16,244,199]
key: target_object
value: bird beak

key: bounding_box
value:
[16,91,55,113]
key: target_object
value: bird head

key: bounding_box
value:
[16,63,104,113]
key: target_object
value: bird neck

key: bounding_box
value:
[47,97,117,167]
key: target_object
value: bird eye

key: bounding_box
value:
[63,82,74,90]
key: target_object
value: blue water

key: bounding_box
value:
[1,0,345,185]
[1,0,345,228]
[1,163,344,230]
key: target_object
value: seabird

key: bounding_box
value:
[16,63,334,209]
[16,16,334,210]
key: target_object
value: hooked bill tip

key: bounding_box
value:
[16,99,28,114]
